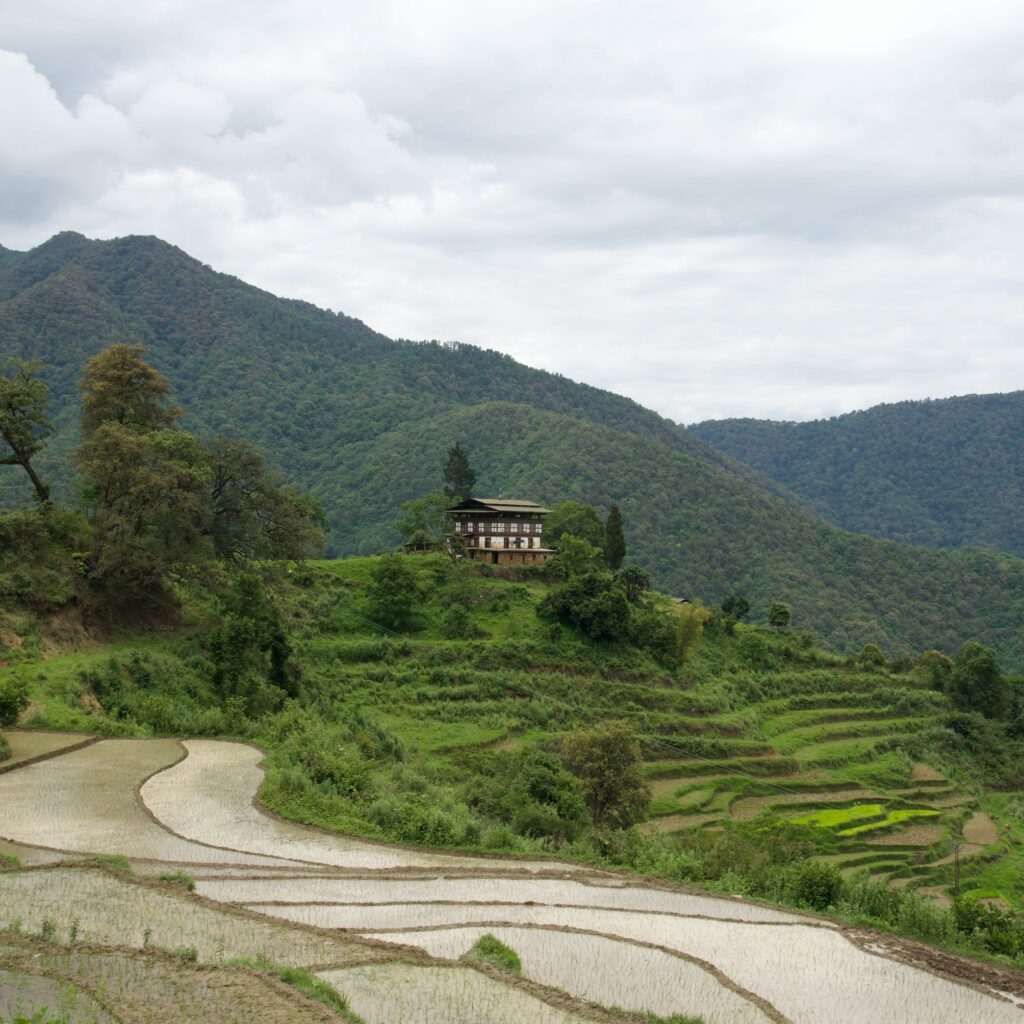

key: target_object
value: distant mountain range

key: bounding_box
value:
[1,232,1022,667]
[692,393,1024,558]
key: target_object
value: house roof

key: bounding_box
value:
[447,497,551,515]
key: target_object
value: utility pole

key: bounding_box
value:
[953,843,962,898]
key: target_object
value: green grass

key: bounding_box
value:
[461,933,522,975]
[227,955,362,1021]
[792,804,886,829]
[837,809,941,837]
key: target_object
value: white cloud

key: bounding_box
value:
[2,1,1024,421]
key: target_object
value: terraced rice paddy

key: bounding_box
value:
[0,964,115,1023]
[141,739,562,873]
[318,963,591,1024]
[0,937,360,1024]
[1,736,1020,1024]
[0,867,387,967]
[639,680,1004,903]
[369,925,775,1024]
[0,729,97,771]
[0,739,292,866]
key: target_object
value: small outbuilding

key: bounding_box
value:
[446,497,554,565]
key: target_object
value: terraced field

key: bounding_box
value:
[639,680,1010,904]
[2,737,1022,1023]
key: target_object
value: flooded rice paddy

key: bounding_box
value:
[1,736,1021,1024]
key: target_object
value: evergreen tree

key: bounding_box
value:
[443,441,476,500]
[604,504,626,570]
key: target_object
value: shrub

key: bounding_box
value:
[561,721,650,829]
[0,676,30,727]
[788,860,842,910]
[464,933,522,974]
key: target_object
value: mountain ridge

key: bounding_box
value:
[1,231,1022,666]
[692,391,1024,557]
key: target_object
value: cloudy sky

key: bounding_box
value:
[3,1,1024,422]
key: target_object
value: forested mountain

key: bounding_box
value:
[691,394,1024,557]
[2,232,1023,666]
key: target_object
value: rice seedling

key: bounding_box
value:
[0,867,388,968]
[0,967,114,1024]
[317,963,593,1024]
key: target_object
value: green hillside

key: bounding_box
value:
[691,393,1024,557]
[5,554,1024,956]
[2,232,1024,666]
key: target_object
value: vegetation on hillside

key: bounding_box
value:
[691,392,1024,556]
[6,545,1024,967]
[2,233,1022,664]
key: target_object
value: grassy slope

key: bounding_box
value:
[3,555,1019,909]
[691,392,1024,557]
[2,234,1023,664]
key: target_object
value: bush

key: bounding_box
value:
[538,572,630,641]
[464,933,522,974]
[787,860,842,910]
[0,676,30,727]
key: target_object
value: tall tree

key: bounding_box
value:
[205,436,325,562]
[75,346,209,603]
[604,504,626,570]
[78,344,180,437]
[560,721,650,829]
[947,641,1008,719]
[442,441,476,500]
[545,501,605,549]
[0,359,52,504]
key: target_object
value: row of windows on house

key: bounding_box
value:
[454,521,543,533]
[476,536,545,549]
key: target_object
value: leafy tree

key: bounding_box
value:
[78,344,180,437]
[549,535,605,580]
[467,748,588,843]
[0,507,88,609]
[858,643,887,669]
[720,594,750,621]
[395,489,450,548]
[560,721,650,829]
[676,602,711,664]
[442,441,476,500]
[0,359,52,504]
[76,423,213,602]
[947,641,1008,719]
[209,574,297,714]
[767,601,792,631]
[366,554,421,632]
[915,649,954,690]
[604,504,626,570]
[205,436,325,562]
[538,572,631,641]
[616,565,650,603]
[544,501,605,550]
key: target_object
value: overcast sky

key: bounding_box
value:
[3,1,1024,422]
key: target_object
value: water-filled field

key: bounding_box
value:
[1,736,1020,1024]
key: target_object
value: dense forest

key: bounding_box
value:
[691,393,1024,557]
[2,232,1023,666]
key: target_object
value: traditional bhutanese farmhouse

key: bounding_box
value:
[446,497,554,565]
